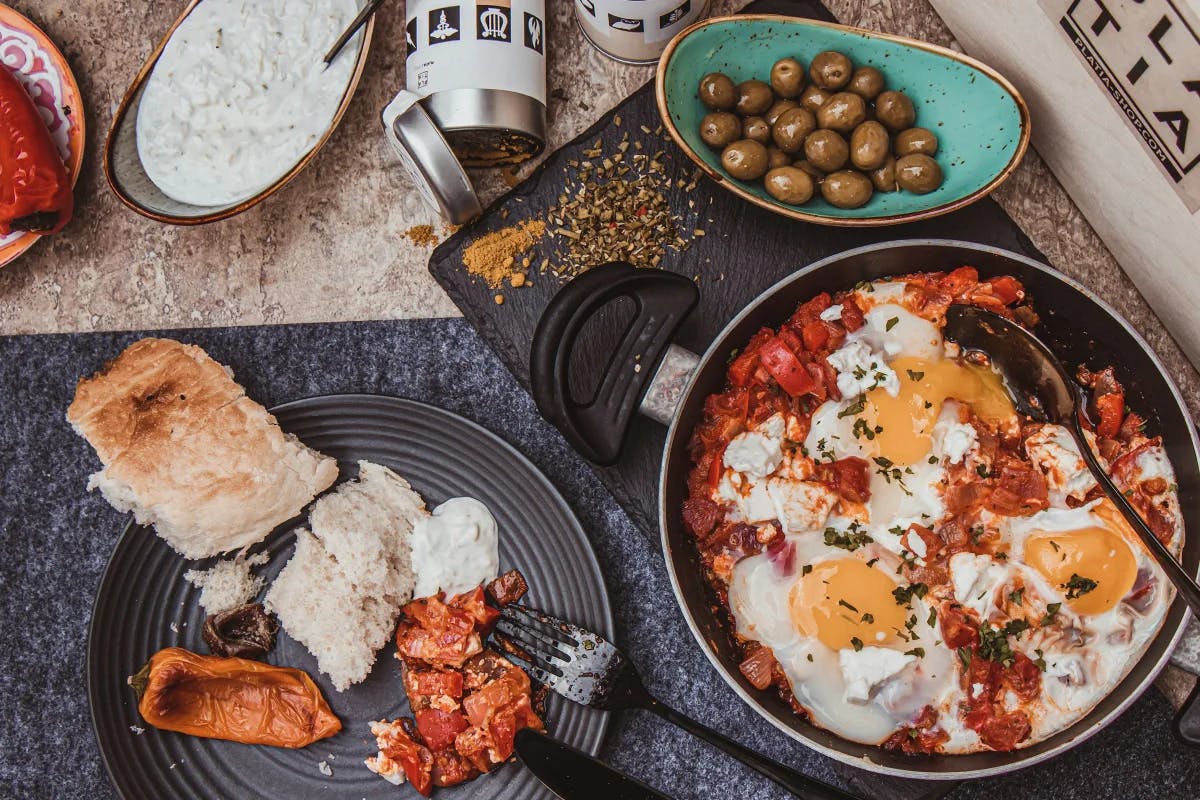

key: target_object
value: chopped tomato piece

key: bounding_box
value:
[840,297,865,332]
[1003,652,1042,703]
[415,709,470,751]
[986,275,1024,305]
[801,320,830,352]
[760,337,819,397]
[814,457,871,503]
[941,266,980,298]
[940,605,979,649]
[1095,390,1124,439]
[739,646,777,690]
[973,711,1032,752]
[407,669,465,700]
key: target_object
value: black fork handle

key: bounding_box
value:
[641,696,866,800]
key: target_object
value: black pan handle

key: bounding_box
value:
[1176,679,1200,749]
[531,262,699,466]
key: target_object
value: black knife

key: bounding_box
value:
[515,728,677,800]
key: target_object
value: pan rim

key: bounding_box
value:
[657,238,1198,779]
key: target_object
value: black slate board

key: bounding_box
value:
[429,0,1044,545]
[427,2,1045,797]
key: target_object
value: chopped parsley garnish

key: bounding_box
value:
[801,564,813,576]
[892,582,929,606]
[976,464,992,478]
[969,525,985,545]
[853,418,883,440]
[928,455,939,464]
[823,526,874,551]
[906,369,925,381]
[958,647,972,669]
[886,316,900,331]
[1009,588,1025,606]
[838,599,860,613]
[854,280,875,293]
[1064,574,1098,599]
[1041,602,1062,626]
[850,636,864,652]
[1033,648,1047,672]
[807,653,814,662]
[838,397,866,418]
[866,558,879,568]
[905,647,926,658]
[927,607,937,627]
[861,612,875,624]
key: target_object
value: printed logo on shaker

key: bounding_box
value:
[524,13,544,54]
[660,0,691,28]
[478,4,512,42]
[406,18,419,56]
[607,14,644,33]
[428,7,461,43]
[579,0,596,17]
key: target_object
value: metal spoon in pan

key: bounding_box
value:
[944,304,1200,616]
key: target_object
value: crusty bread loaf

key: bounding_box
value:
[67,338,339,559]
[266,461,424,691]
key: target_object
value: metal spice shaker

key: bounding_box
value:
[574,0,709,64]
[405,0,548,167]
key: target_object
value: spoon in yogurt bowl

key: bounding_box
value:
[944,303,1200,616]
[324,0,388,64]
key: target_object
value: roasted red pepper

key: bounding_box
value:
[0,65,73,236]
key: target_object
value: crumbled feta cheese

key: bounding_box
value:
[724,414,786,478]
[766,478,838,533]
[903,529,928,558]
[826,340,900,398]
[949,552,1008,617]
[933,405,979,465]
[971,682,985,699]
[838,646,916,704]
[1024,424,1097,505]
[819,304,844,322]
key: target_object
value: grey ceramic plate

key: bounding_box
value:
[87,394,613,799]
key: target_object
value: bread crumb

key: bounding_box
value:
[318,760,333,777]
[494,294,505,305]
[129,725,145,735]
[185,554,266,616]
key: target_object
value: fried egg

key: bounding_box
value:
[728,534,954,745]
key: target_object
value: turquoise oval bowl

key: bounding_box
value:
[656,15,1031,226]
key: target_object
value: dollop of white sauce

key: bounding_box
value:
[137,0,360,206]
[411,498,500,598]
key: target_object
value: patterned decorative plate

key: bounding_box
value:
[0,4,85,268]
[87,395,614,799]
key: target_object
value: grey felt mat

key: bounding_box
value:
[0,319,1196,799]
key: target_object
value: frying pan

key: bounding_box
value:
[530,239,1200,778]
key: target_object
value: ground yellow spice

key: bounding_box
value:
[403,224,440,247]
[461,219,546,288]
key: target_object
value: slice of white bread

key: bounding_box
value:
[266,461,424,691]
[67,338,339,559]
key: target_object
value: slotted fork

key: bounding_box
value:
[494,605,867,800]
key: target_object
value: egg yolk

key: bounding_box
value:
[865,355,1015,466]
[789,558,907,650]
[1023,503,1138,615]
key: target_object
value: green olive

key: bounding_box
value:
[771,107,817,154]
[803,129,849,172]
[849,121,890,171]
[794,159,826,183]
[764,166,815,205]
[894,127,939,157]
[721,139,770,180]
[875,90,916,131]
[699,111,742,149]
[816,91,867,134]
[742,116,771,144]
[895,154,943,193]
[809,50,853,90]
[821,170,874,209]
[698,73,736,111]
[766,145,792,170]
[765,99,799,127]
[847,66,884,100]
[869,156,898,192]
[799,84,832,113]
[735,80,774,116]
[770,57,806,98]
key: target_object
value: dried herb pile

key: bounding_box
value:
[544,124,700,277]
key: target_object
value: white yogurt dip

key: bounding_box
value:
[136,0,360,206]
[411,497,500,598]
